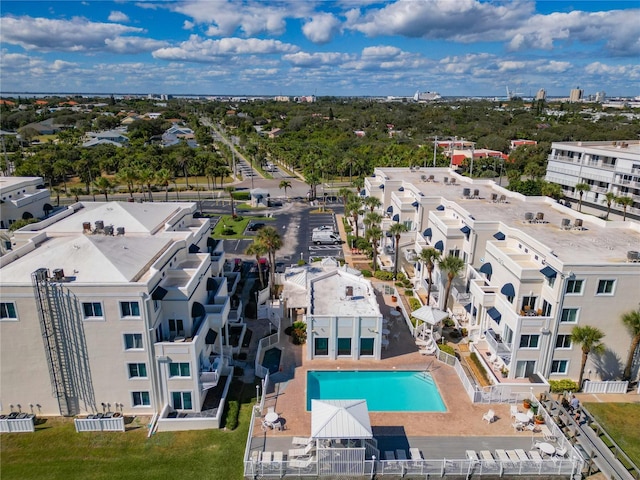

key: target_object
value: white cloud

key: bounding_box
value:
[302,13,341,44]
[282,51,352,67]
[361,45,402,59]
[536,61,571,73]
[153,35,299,62]
[183,20,194,30]
[105,36,169,54]
[108,11,130,23]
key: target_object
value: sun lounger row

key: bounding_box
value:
[467,449,547,465]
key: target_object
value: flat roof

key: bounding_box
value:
[372,168,640,265]
[551,140,640,156]
[311,270,379,317]
[0,176,44,192]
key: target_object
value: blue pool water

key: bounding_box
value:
[262,347,281,374]
[306,370,446,412]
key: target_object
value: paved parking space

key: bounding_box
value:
[306,212,343,258]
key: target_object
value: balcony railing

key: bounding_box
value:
[486,329,511,359]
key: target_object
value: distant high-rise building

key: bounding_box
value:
[569,87,583,103]
[535,88,546,101]
[595,91,606,103]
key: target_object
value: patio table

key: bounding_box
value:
[265,412,278,424]
[537,442,556,456]
[515,412,530,424]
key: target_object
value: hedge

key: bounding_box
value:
[549,379,579,393]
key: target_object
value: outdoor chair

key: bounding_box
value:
[555,446,567,458]
[409,448,422,461]
[289,455,316,469]
[291,436,312,446]
[512,421,524,431]
[510,405,519,418]
[483,409,496,423]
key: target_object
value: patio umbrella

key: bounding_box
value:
[311,399,373,441]
[411,306,448,338]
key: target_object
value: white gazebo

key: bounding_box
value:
[311,399,373,475]
[411,305,448,339]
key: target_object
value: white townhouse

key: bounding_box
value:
[0,176,52,229]
[365,167,640,385]
[0,201,238,430]
[545,140,640,218]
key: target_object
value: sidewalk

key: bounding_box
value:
[335,214,370,268]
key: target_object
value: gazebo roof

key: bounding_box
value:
[411,306,448,325]
[311,399,373,440]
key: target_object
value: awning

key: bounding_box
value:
[487,307,502,323]
[191,301,205,318]
[423,228,432,238]
[500,283,516,297]
[392,214,400,221]
[206,277,218,291]
[205,328,218,344]
[434,240,444,252]
[479,262,493,275]
[436,205,445,211]
[151,286,168,300]
[460,225,471,235]
[411,201,419,208]
[398,186,404,191]
[493,231,505,240]
[540,266,557,278]
[360,189,366,196]
[207,237,216,247]
[386,206,393,213]
[189,243,200,253]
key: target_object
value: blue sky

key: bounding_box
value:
[1,1,639,97]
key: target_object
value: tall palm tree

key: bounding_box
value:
[69,187,84,203]
[571,325,605,390]
[438,255,465,312]
[418,247,441,307]
[246,241,268,289]
[224,186,236,217]
[602,192,616,220]
[138,167,155,202]
[363,196,382,213]
[256,226,282,298]
[616,195,634,221]
[278,180,291,199]
[388,222,408,280]
[365,225,383,273]
[92,176,113,201]
[116,167,138,200]
[621,310,640,381]
[575,183,591,212]
[363,211,382,234]
[346,196,364,239]
[155,168,173,202]
[337,187,354,206]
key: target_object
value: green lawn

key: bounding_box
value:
[211,215,273,239]
[1,386,255,480]
[584,402,640,467]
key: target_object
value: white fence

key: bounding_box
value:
[0,415,35,433]
[74,415,125,432]
[582,380,629,394]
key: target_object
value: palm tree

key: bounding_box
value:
[602,192,616,220]
[365,225,383,273]
[438,255,465,312]
[363,211,382,232]
[256,226,282,298]
[138,167,155,202]
[69,187,84,203]
[92,176,113,201]
[571,325,605,390]
[246,241,268,289]
[541,182,563,200]
[363,196,382,213]
[388,222,408,280]
[279,180,292,199]
[225,186,236,217]
[575,183,591,212]
[418,247,441,307]
[155,168,173,202]
[621,310,640,381]
[346,197,364,239]
[116,167,138,200]
[337,187,354,206]
[616,195,634,221]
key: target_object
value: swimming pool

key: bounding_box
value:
[306,370,446,412]
[262,347,281,374]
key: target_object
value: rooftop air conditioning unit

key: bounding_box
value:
[104,225,114,236]
[116,227,125,236]
[524,212,534,222]
[561,218,571,229]
[82,222,91,233]
[95,220,104,231]
[627,251,640,262]
[52,268,65,281]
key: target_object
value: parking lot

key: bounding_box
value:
[306,211,343,259]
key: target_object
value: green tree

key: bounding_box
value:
[225,186,236,216]
[571,325,605,390]
[116,167,138,199]
[418,247,441,307]
[69,187,84,203]
[93,176,113,201]
[363,196,382,213]
[438,255,465,312]
[616,195,634,221]
[541,182,563,200]
[363,211,382,240]
[138,167,155,202]
[575,183,591,212]
[255,226,282,298]
[337,187,354,206]
[388,222,408,280]
[278,180,291,199]
[346,196,364,240]
[621,310,640,381]
[365,225,383,273]
[602,192,616,220]
[155,168,173,202]
[246,241,268,289]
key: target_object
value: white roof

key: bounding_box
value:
[311,399,372,440]
[411,306,448,326]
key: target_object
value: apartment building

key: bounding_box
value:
[0,176,51,229]
[0,201,237,430]
[365,168,640,385]
[545,140,640,217]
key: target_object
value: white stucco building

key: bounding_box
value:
[365,167,640,385]
[0,176,51,229]
[0,201,239,430]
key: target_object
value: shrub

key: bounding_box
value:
[374,271,394,281]
[233,215,244,222]
[224,400,240,430]
[438,344,456,356]
[409,297,421,311]
[549,379,579,393]
[443,317,455,328]
[396,272,406,281]
[297,259,306,266]
[402,279,412,288]
[291,321,307,345]
[395,281,404,288]
[469,352,491,385]
[222,227,235,235]
[404,289,413,296]
[231,191,250,200]
[361,270,372,277]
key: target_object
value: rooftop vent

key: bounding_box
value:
[473,189,480,198]
[116,227,125,236]
[561,218,571,229]
[627,251,640,262]
[524,212,534,222]
[462,188,471,198]
[345,286,353,297]
[104,225,114,236]
[82,222,91,233]
[52,268,65,281]
[95,220,104,232]
[575,219,583,228]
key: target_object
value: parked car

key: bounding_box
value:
[312,225,335,232]
[247,222,266,231]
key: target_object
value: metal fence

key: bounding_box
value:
[0,416,35,433]
[74,416,125,432]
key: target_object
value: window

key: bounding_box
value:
[153,299,160,311]
[337,338,352,356]
[314,338,328,356]
[541,300,552,317]
[171,391,192,410]
[0,302,17,320]
[124,333,143,350]
[547,275,556,287]
[120,301,140,317]
[596,279,615,295]
[132,391,150,407]
[521,296,537,312]
[555,335,572,349]
[565,279,584,294]
[128,363,147,378]
[82,302,103,319]
[168,319,184,337]
[503,326,514,346]
[550,360,568,374]
[560,308,579,323]
[360,338,374,356]
[169,362,190,377]
[519,334,539,348]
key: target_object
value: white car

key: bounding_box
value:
[313,225,335,232]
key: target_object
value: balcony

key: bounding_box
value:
[485,328,511,364]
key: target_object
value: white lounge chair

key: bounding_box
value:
[289,455,316,469]
[409,448,422,461]
[291,436,312,446]
[510,405,519,418]
[466,450,479,462]
[482,409,496,423]
[288,443,315,458]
